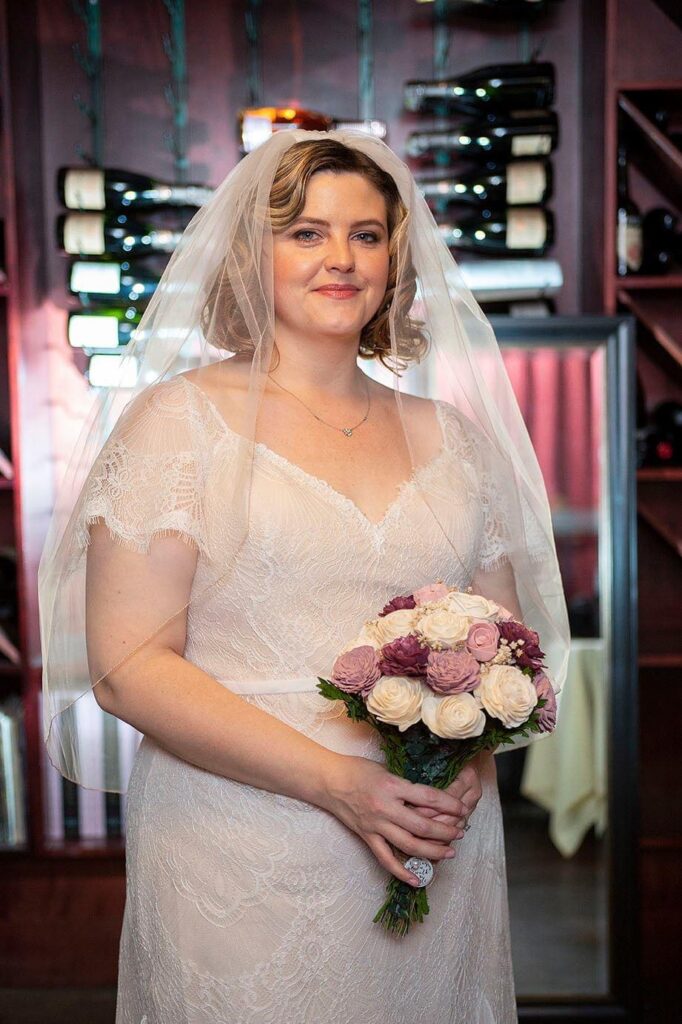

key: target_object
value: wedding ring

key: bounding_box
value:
[463,822,472,832]
[403,856,434,888]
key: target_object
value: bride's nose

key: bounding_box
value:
[324,238,355,273]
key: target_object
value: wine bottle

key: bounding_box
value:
[406,110,558,163]
[615,142,642,276]
[68,260,160,304]
[647,401,682,467]
[237,107,387,153]
[57,213,183,257]
[415,0,553,16]
[58,167,213,212]
[415,158,552,210]
[438,206,553,255]
[641,207,680,275]
[404,61,554,116]
[68,308,142,351]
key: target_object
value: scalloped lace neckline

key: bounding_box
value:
[179,374,450,532]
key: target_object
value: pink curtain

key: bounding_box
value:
[501,345,603,605]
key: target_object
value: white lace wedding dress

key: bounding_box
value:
[81,373,518,1024]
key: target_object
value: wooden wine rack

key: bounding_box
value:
[604,1,682,1018]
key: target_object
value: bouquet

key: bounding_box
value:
[316,579,557,936]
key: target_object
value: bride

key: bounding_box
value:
[39,130,569,1023]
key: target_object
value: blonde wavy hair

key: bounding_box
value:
[200,137,430,373]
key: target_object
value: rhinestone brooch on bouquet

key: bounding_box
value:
[403,856,434,888]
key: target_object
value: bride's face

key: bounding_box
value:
[271,170,390,343]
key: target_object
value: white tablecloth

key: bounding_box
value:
[520,637,608,857]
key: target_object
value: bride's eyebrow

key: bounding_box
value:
[291,216,385,230]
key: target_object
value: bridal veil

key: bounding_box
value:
[38,128,571,792]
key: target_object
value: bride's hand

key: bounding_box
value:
[322,755,469,886]
[411,758,486,835]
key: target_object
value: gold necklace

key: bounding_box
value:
[266,372,371,437]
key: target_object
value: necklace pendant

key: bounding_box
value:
[342,427,353,437]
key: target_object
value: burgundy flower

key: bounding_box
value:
[379,634,430,676]
[379,593,416,617]
[497,620,545,670]
[533,671,557,732]
[331,645,381,697]
[426,648,481,695]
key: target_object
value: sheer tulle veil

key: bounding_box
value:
[37,128,571,792]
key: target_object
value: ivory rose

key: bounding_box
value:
[474,664,538,728]
[373,608,421,646]
[421,691,486,740]
[415,608,469,649]
[365,676,425,732]
[444,591,500,621]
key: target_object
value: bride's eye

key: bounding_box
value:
[293,230,319,242]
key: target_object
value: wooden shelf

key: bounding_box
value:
[619,90,682,208]
[639,836,682,850]
[619,93,682,178]
[650,0,682,33]
[638,653,682,667]
[614,274,682,290]
[40,836,126,859]
[618,289,682,368]
[637,467,682,481]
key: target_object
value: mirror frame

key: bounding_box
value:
[487,315,639,1022]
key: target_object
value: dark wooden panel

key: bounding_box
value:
[0,859,124,986]
[639,845,682,1021]
[638,667,682,840]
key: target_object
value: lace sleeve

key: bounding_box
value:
[477,468,511,572]
[75,377,209,557]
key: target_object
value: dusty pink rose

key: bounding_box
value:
[379,634,430,676]
[497,620,545,670]
[533,671,557,731]
[426,649,481,695]
[465,620,500,662]
[412,581,450,606]
[331,645,381,697]
[379,593,416,617]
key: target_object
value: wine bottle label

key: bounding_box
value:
[162,185,214,206]
[147,230,183,252]
[64,169,106,211]
[63,214,106,255]
[511,134,552,156]
[334,119,387,139]
[506,161,546,204]
[68,315,121,350]
[617,216,643,271]
[241,114,276,152]
[507,209,547,249]
[418,180,460,199]
[70,261,122,295]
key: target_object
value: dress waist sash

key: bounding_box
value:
[217,675,322,695]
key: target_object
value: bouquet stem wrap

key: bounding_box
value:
[317,678,547,936]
